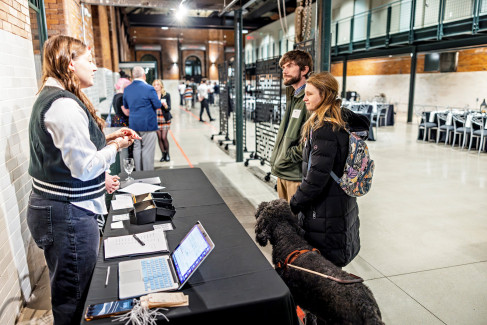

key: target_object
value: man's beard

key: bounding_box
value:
[283,75,301,86]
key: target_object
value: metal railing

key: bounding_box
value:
[332,0,484,49]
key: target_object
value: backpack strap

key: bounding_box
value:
[330,171,341,183]
[330,127,351,184]
[306,128,313,174]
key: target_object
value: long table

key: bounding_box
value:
[350,103,395,126]
[81,168,298,325]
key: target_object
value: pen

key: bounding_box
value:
[105,266,110,287]
[133,234,145,246]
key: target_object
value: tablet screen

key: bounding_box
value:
[171,223,213,286]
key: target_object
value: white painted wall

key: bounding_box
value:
[338,71,487,114]
[0,29,44,325]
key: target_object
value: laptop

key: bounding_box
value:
[118,221,215,299]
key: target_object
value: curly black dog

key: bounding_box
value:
[255,199,384,325]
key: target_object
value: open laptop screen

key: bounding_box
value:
[172,222,213,286]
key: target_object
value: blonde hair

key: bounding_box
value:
[40,35,104,130]
[301,72,346,141]
[152,79,166,97]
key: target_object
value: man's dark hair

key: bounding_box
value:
[279,50,313,78]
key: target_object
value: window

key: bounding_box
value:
[28,0,48,87]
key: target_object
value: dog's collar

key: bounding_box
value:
[275,248,320,270]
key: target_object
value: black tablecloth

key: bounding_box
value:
[383,104,395,126]
[81,168,298,325]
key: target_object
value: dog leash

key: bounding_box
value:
[276,249,364,284]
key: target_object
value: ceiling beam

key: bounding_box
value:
[80,0,220,10]
[128,14,269,30]
[245,0,295,20]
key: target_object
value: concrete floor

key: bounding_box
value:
[17,102,487,324]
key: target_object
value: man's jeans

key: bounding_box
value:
[27,192,99,325]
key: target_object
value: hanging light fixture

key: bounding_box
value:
[175,3,188,22]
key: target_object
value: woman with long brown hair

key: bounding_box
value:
[289,72,370,268]
[27,35,139,324]
[152,79,172,161]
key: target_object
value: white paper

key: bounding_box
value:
[122,177,161,187]
[291,109,302,119]
[111,198,134,210]
[114,193,134,200]
[112,213,130,221]
[118,183,165,196]
[111,221,124,229]
[153,223,174,231]
[104,229,169,259]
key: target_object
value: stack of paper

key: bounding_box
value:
[118,183,165,196]
[111,194,134,211]
[104,229,169,259]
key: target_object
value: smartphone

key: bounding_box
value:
[84,298,135,321]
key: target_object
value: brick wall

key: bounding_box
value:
[44,0,95,48]
[44,0,67,36]
[0,0,30,40]
[65,0,94,47]
[0,1,45,323]
[331,47,487,76]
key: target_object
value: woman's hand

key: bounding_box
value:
[107,127,141,142]
[119,127,141,140]
[117,136,134,149]
[105,172,120,194]
[162,101,168,109]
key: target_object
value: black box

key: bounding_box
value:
[151,192,172,204]
[130,200,156,225]
[154,201,176,220]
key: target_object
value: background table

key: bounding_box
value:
[81,168,298,325]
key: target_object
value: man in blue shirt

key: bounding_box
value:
[123,66,161,171]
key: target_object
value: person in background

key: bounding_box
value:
[111,77,131,127]
[178,81,186,106]
[27,35,139,324]
[152,79,172,162]
[208,81,215,106]
[289,72,369,268]
[245,81,253,96]
[118,70,131,81]
[184,81,193,110]
[111,76,133,178]
[197,79,215,122]
[123,66,161,171]
[191,78,197,108]
[270,50,313,202]
[213,81,220,105]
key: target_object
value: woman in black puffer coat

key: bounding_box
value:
[290,72,370,267]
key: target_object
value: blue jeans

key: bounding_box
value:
[27,192,100,325]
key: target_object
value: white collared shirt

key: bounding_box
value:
[43,77,116,214]
[197,83,209,99]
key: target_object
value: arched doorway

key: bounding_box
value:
[140,54,158,84]
[185,56,202,83]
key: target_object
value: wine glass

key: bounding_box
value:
[123,158,135,181]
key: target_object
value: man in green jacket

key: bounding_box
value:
[270,50,313,202]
